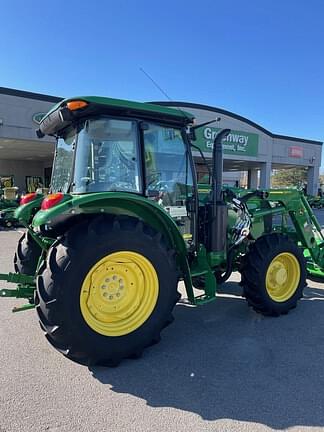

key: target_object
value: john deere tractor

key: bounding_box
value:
[0,187,19,210]
[1,96,324,366]
[0,187,20,228]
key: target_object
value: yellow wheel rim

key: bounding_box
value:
[265,252,300,302]
[80,251,159,336]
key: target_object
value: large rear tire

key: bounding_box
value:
[35,216,180,366]
[14,231,42,275]
[241,233,306,316]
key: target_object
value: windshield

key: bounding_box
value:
[51,128,75,193]
[51,118,141,194]
[73,118,141,193]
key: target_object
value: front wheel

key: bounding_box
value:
[35,216,180,366]
[241,234,306,316]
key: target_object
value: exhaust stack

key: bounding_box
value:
[208,129,231,253]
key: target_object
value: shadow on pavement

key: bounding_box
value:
[90,282,324,430]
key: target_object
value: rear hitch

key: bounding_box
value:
[0,272,34,285]
[0,272,36,312]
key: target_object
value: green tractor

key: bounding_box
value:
[307,194,324,209]
[0,207,18,228]
[0,187,19,211]
[1,96,324,366]
[0,187,20,228]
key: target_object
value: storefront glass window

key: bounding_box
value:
[25,176,43,193]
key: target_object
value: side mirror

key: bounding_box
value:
[188,118,221,142]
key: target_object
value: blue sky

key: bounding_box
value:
[0,0,324,161]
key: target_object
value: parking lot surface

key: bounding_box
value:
[1,211,324,432]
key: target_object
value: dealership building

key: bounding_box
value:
[0,87,322,195]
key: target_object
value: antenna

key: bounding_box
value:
[140,67,173,102]
[139,67,192,122]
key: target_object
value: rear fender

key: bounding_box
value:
[14,196,44,225]
[32,192,190,279]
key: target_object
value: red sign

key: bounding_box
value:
[288,146,303,158]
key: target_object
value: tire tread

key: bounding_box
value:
[35,216,179,366]
[241,233,306,316]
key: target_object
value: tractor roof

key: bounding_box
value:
[38,96,195,137]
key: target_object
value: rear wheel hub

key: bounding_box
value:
[80,251,159,336]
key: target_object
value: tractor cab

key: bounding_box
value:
[37,97,197,242]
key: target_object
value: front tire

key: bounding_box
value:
[35,216,180,366]
[241,234,306,316]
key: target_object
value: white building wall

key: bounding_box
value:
[163,103,322,194]
[0,159,52,192]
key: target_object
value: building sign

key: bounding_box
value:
[288,146,303,158]
[32,113,46,124]
[195,127,259,157]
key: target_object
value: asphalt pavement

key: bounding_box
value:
[1,211,324,432]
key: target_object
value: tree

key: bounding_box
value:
[319,174,324,186]
[271,168,307,188]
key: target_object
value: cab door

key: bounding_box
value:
[143,123,196,246]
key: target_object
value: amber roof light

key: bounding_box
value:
[66,100,88,111]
